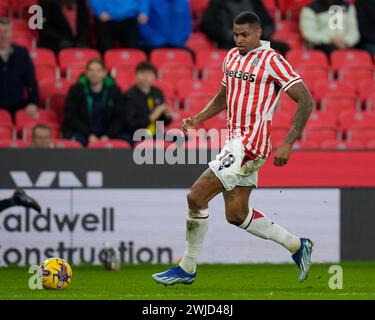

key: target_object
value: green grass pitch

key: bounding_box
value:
[0,262,374,300]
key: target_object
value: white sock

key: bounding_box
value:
[239,208,300,254]
[179,208,209,274]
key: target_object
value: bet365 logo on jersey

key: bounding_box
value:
[225,69,256,82]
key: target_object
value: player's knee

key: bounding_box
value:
[225,208,249,226]
[187,190,207,210]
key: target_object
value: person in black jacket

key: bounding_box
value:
[38,0,89,54]
[0,18,39,117]
[356,0,375,54]
[62,58,126,146]
[201,0,289,55]
[123,62,173,142]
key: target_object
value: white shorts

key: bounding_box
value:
[208,138,267,191]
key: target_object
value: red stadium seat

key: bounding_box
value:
[11,0,38,17]
[35,66,57,83]
[331,50,373,73]
[53,139,82,149]
[66,65,85,82]
[154,80,175,103]
[366,93,375,111]
[46,94,66,124]
[0,109,13,127]
[177,80,217,105]
[39,79,73,106]
[158,65,194,83]
[292,140,320,150]
[347,128,375,143]
[305,111,337,130]
[190,0,209,16]
[275,20,300,34]
[338,111,375,131]
[297,66,329,91]
[150,49,194,69]
[58,48,101,74]
[104,49,147,71]
[202,66,223,83]
[279,0,312,19]
[338,66,374,83]
[320,95,358,114]
[111,67,136,92]
[201,112,227,130]
[185,33,214,54]
[286,49,329,70]
[313,80,356,102]
[0,140,29,149]
[277,98,298,114]
[195,49,227,71]
[273,110,293,128]
[273,32,303,50]
[30,48,58,69]
[271,128,289,148]
[12,33,35,50]
[321,139,365,150]
[358,80,375,102]
[88,139,131,149]
[184,94,212,113]
[304,128,337,144]
[0,125,13,140]
[367,140,375,149]
[15,109,59,133]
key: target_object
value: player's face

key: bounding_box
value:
[86,62,106,86]
[233,23,262,54]
[0,24,12,50]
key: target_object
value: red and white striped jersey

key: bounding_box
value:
[221,41,301,159]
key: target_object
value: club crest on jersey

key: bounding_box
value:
[251,58,260,67]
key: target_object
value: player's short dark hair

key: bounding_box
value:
[233,11,261,28]
[135,61,157,75]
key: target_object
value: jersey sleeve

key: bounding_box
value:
[268,53,301,91]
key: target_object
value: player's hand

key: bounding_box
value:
[273,143,292,167]
[181,117,196,134]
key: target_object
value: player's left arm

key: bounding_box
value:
[274,82,314,167]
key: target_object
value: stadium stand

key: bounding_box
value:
[0,0,374,150]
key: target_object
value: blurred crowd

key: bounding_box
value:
[0,0,374,149]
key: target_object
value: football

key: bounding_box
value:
[39,257,73,290]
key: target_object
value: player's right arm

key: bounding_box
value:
[181,85,227,134]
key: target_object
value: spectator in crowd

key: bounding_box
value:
[0,18,39,118]
[138,0,192,50]
[62,58,126,146]
[123,62,173,141]
[29,124,54,148]
[201,0,290,56]
[300,0,360,55]
[88,0,149,53]
[356,0,375,54]
[38,0,89,54]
